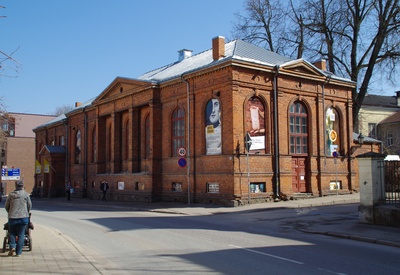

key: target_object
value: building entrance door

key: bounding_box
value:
[292,157,307,193]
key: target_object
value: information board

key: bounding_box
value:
[1,168,21,180]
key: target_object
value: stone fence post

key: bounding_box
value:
[357,152,386,224]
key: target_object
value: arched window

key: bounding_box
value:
[92,127,96,163]
[75,129,81,164]
[289,101,308,155]
[123,119,129,161]
[172,107,185,157]
[145,115,150,159]
[326,107,340,156]
[107,124,112,162]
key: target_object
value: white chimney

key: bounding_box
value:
[178,49,192,61]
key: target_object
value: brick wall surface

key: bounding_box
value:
[34,55,374,204]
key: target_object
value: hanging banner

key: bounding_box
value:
[44,158,50,173]
[35,159,42,174]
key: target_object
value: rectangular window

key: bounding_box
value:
[330,181,341,190]
[207,182,220,193]
[368,123,376,138]
[172,108,185,157]
[172,182,182,192]
[289,117,294,133]
[250,182,266,193]
[387,133,393,146]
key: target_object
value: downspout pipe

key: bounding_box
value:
[83,107,88,198]
[273,65,280,200]
[63,118,69,187]
[322,73,331,160]
[181,74,191,205]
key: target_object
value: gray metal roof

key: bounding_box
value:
[42,145,66,154]
[362,93,400,108]
[137,39,293,83]
[37,39,352,130]
[353,132,382,144]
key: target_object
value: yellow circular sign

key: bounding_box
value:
[330,130,337,142]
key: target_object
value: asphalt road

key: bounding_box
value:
[20,201,400,274]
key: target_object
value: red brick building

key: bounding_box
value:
[1,113,56,195]
[34,36,360,205]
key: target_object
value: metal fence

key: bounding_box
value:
[383,160,400,205]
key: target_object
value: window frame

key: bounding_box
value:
[171,107,185,157]
[289,101,308,155]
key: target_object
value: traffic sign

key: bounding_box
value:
[178,147,186,157]
[244,133,252,152]
[178,158,187,168]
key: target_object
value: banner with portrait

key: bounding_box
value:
[205,98,222,155]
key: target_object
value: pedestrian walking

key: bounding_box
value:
[100,180,109,201]
[66,182,72,201]
[5,180,32,257]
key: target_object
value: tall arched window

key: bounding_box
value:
[326,107,340,156]
[92,127,96,163]
[172,107,185,157]
[107,124,112,162]
[75,129,81,164]
[289,101,308,155]
[123,119,129,161]
[145,115,150,159]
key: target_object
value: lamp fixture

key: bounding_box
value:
[351,132,365,154]
[358,133,365,145]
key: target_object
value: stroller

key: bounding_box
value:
[2,214,34,253]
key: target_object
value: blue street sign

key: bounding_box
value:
[1,168,21,180]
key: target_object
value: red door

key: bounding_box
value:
[292,157,307,193]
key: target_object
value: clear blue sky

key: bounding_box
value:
[0,1,397,115]
[0,0,245,115]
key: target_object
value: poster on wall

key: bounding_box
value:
[205,98,222,155]
[326,107,338,156]
[246,97,266,150]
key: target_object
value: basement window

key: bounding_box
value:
[330,181,341,190]
[172,182,182,192]
[207,182,220,193]
[250,182,266,193]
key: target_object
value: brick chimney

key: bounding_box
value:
[75,102,82,107]
[396,91,400,106]
[212,36,225,61]
[314,59,327,71]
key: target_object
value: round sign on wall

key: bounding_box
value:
[178,158,187,167]
[178,147,186,157]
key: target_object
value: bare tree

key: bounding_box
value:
[232,0,400,128]
[232,0,290,54]
[0,6,21,78]
[0,98,9,146]
[53,105,74,116]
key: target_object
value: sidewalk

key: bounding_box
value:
[0,193,399,274]
[0,223,108,274]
